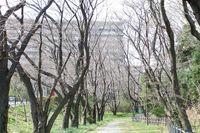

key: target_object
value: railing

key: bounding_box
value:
[133,115,194,133]
[132,115,167,125]
[168,124,194,133]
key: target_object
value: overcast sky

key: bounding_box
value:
[0,0,124,21]
[0,0,184,25]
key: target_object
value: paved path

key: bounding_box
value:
[91,120,134,133]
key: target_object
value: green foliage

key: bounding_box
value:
[177,25,200,63]
[8,105,33,133]
[86,115,94,124]
[192,49,200,64]
[43,96,60,111]
[177,24,200,106]
[117,97,132,112]
[150,105,165,117]
[192,49,200,85]
[178,68,199,105]
[139,73,166,116]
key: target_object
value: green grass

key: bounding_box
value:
[8,105,168,133]
[83,113,168,133]
[51,112,132,133]
[8,104,132,133]
[52,112,168,133]
[8,105,200,133]
[192,124,200,133]
[127,122,168,133]
[104,114,168,133]
[8,105,33,133]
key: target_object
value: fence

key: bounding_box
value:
[132,114,167,125]
[168,123,194,133]
[132,115,194,133]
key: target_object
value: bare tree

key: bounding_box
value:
[118,0,193,131]
[17,0,104,131]
[0,0,54,132]
[108,70,121,115]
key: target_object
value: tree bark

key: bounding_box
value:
[161,0,192,131]
[100,105,105,121]
[71,94,81,127]
[80,95,87,125]
[62,96,74,129]
[0,72,10,133]
[92,104,97,123]
[97,113,101,122]
[0,15,10,133]
[186,0,200,26]
[16,64,40,132]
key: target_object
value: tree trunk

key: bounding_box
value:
[100,106,105,121]
[62,97,74,129]
[112,98,118,116]
[92,104,97,123]
[72,94,81,128]
[186,0,200,26]
[0,72,10,133]
[17,65,41,132]
[37,113,48,133]
[82,96,87,125]
[22,103,27,122]
[160,0,193,131]
[83,108,87,125]
[97,104,101,122]
[92,85,97,123]
[97,113,101,121]
[80,94,87,125]
[0,16,10,133]
[112,110,117,116]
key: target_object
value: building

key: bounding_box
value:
[6,19,124,95]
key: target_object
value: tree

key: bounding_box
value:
[160,0,192,131]
[118,0,193,131]
[15,0,103,131]
[182,0,200,41]
[0,1,54,132]
[177,25,200,106]
[108,70,121,115]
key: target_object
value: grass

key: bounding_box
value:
[192,124,200,133]
[8,105,168,133]
[109,114,168,133]
[8,104,131,133]
[127,121,168,133]
[8,105,33,133]
[52,112,169,133]
[51,112,132,133]
[7,105,200,133]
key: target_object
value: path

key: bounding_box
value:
[91,120,134,133]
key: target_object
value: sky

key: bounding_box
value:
[107,0,123,14]
[0,0,124,20]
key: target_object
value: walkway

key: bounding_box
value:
[91,120,134,133]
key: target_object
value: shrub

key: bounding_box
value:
[150,105,166,117]
[117,100,132,112]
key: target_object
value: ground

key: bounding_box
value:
[89,117,167,133]
[92,120,134,133]
[8,105,168,133]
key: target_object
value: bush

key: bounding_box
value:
[117,100,132,112]
[150,105,166,117]
[39,96,60,111]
